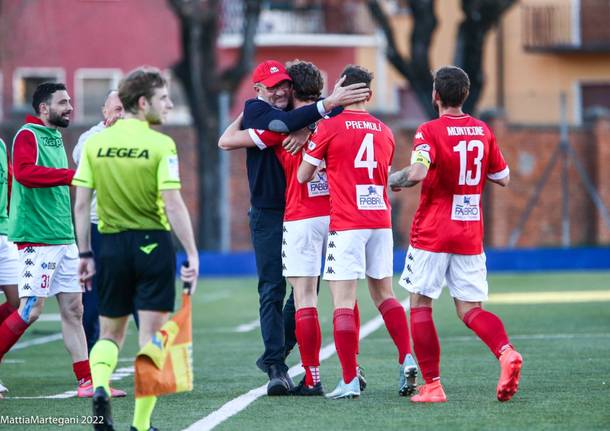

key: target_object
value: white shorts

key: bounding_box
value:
[282,216,329,277]
[323,228,393,280]
[0,235,19,286]
[399,245,488,302]
[18,244,81,298]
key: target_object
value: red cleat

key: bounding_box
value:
[410,380,447,403]
[77,382,127,398]
[496,348,523,402]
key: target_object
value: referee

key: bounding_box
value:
[73,67,199,431]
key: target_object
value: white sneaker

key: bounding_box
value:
[0,380,7,399]
[325,376,360,399]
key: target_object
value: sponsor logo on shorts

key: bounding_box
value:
[282,251,286,258]
[326,266,335,274]
[451,194,480,221]
[406,264,412,273]
[41,262,56,270]
[402,277,412,285]
[328,241,336,248]
[329,231,337,236]
[327,254,335,261]
[139,243,158,255]
[283,226,287,233]
[356,185,387,210]
[22,283,31,290]
[24,247,35,254]
[282,264,287,270]
[25,259,34,266]
[307,170,329,198]
[408,253,414,261]
[282,238,287,245]
[23,271,33,278]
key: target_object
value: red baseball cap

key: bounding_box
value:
[251,60,292,87]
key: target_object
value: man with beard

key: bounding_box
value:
[73,67,198,431]
[0,83,92,397]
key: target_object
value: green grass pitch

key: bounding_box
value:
[1,272,609,430]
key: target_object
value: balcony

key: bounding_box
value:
[219,0,377,47]
[522,0,610,52]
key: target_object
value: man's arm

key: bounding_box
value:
[297,158,318,184]
[74,186,94,289]
[13,130,75,188]
[389,163,429,190]
[218,114,257,151]
[161,190,199,291]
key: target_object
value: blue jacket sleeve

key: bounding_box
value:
[242,99,324,133]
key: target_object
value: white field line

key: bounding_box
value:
[235,318,261,333]
[37,313,62,322]
[5,366,134,400]
[13,333,63,350]
[182,300,403,431]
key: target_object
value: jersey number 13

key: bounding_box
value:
[453,139,483,186]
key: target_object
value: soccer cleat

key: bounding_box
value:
[0,379,7,399]
[290,377,324,396]
[325,376,360,400]
[496,347,523,402]
[92,386,115,431]
[129,427,159,431]
[78,381,127,398]
[357,365,367,391]
[399,354,418,396]
[410,380,447,403]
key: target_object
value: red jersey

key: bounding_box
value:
[304,110,394,231]
[409,114,509,254]
[248,129,330,222]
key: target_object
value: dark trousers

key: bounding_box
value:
[82,223,139,352]
[249,207,296,373]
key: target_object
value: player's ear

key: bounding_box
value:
[366,89,373,103]
[137,95,149,112]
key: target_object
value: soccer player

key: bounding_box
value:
[242,59,370,395]
[0,136,19,399]
[73,67,198,431]
[298,65,416,400]
[0,83,92,396]
[390,66,522,403]
[73,90,128,353]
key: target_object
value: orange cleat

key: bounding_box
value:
[410,380,447,403]
[496,348,523,402]
[77,382,127,398]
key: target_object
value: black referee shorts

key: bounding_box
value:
[97,230,176,317]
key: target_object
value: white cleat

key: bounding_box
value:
[0,380,7,399]
[399,353,418,396]
[325,376,360,400]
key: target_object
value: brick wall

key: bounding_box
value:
[2,114,609,250]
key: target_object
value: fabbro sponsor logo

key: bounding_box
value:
[307,170,329,197]
[451,194,481,221]
[356,184,387,210]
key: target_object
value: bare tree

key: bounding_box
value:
[368,0,516,118]
[168,0,261,250]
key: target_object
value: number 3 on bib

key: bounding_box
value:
[453,139,483,186]
[354,133,378,179]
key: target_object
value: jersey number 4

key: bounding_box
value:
[354,133,378,179]
[453,139,483,186]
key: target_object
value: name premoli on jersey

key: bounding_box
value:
[344,120,382,132]
[356,184,386,210]
[96,147,150,159]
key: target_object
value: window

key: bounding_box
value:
[13,68,65,113]
[74,69,122,123]
[580,82,610,121]
[164,70,192,125]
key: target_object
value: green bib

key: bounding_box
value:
[8,124,74,244]
[0,139,8,235]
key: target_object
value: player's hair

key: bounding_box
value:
[286,60,323,102]
[118,67,167,114]
[340,65,373,88]
[32,82,67,114]
[433,66,470,108]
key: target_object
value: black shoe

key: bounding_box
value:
[357,365,367,391]
[290,378,324,396]
[267,365,290,396]
[92,387,114,431]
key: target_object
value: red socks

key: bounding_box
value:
[410,307,440,384]
[463,307,511,359]
[333,308,358,383]
[73,360,92,386]
[378,298,411,364]
[0,302,16,324]
[0,310,30,362]
[295,307,321,386]
[354,301,360,355]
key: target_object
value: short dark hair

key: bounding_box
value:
[32,82,67,114]
[433,66,470,108]
[286,60,323,102]
[118,67,167,114]
[340,65,373,88]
